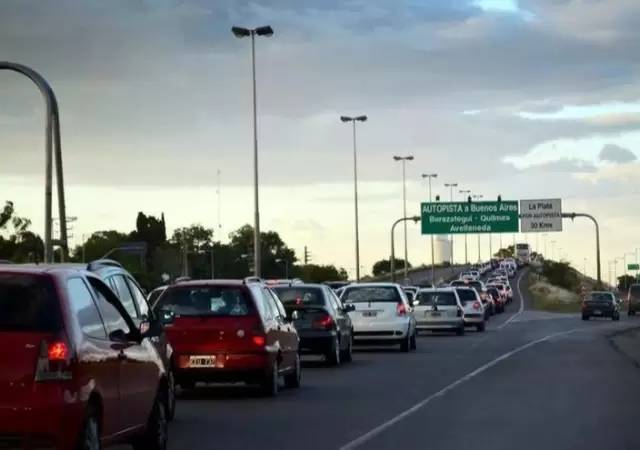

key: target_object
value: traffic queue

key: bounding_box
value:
[0,257,519,449]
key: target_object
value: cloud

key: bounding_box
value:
[2,0,640,188]
[598,144,637,164]
[514,158,598,173]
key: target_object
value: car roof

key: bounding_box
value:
[347,282,398,287]
[270,283,326,289]
[418,287,455,292]
[168,279,248,287]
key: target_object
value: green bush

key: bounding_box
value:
[540,260,580,292]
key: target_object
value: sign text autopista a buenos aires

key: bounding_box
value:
[420,201,519,235]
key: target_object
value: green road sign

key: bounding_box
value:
[628,263,639,271]
[421,201,520,235]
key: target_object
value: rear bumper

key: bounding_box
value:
[0,398,84,449]
[416,319,463,330]
[352,320,409,343]
[583,309,618,317]
[463,313,484,324]
[297,330,337,354]
[173,350,273,384]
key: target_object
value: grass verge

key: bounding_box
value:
[528,272,582,313]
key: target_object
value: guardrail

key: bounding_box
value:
[369,263,472,284]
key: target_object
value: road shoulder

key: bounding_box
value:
[609,326,640,367]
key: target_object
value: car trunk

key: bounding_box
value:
[284,306,330,330]
[348,301,398,321]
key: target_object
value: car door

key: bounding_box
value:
[88,276,158,430]
[326,287,351,345]
[262,287,295,371]
[248,285,280,363]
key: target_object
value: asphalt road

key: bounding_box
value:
[159,269,640,450]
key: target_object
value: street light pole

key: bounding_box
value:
[394,156,414,279]
[422,173,438,282]
[341,115,368,282]
[444,182,458,268]
[472,194,483,261]
[390,216,421,282]
[459,189,471,264]
[232,25,274,278]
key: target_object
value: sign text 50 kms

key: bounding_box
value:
[420,201,520,235]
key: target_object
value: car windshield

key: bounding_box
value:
[271,286,325,306]
[415,291,457,306]
[586,292,614,303]
[487,288,500,297]
[342,286,401,303]
[456,289,477,302]
[154,285,252,316]
[0,273,62,332]
[450,280,482,291]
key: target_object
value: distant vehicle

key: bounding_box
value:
[515,243,531,265]
[627,284,640,316]
[271,283,354,366]
[0,264,169,449]
[339,283,418,352]
[582,291,620,321]
[453,286,487,331]
[152,279,301,397]
[412,288,465,335]
[265,278,304,286]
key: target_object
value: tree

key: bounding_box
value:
[494,246,514,258]
[0,201,44,262]
[617,275,636,291]
[228,225,298,278]
[298,264,349,283]
[371,258,411,276]
[541,260,580,291]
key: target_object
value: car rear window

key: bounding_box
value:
[0,273,62,332]
[456,289,478,302]
[629,285,640,297]
[271,286,325,306]
[487,288,500,297]
[415,291,457,306]
[154,285,253,316]
[586,292,614,303]
[147,288,166,305]
[342,286,401,303]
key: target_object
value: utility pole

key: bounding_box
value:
[459,189,471,264]
[472,194,483,261]
[304,246,311,265]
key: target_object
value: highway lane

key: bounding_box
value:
[160,269,640,450]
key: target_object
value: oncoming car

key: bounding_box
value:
[339,283,417,352]
[412,288,465,335]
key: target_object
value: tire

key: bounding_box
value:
[284,352,301,388]
[409,331,417,350]
[340,334,353,362]
[166,369,176,421]
[74,404,102,450]
[629,310,636,316]
[132,388,168,450]
[400,332,411,352]
[582,315,589,321]
[326,337,341,366]
[259,360,279,397]
[476,322,485,332]
[456,325,465,336]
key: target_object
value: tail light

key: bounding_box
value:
[456,306,463,317]
[313,314,334,329]
[473,301,481,310]
[251,322,267,346]
[35,339,73,382]
[396,303,407,316]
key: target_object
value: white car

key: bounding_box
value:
[459,271,480,281]
[412,288,465,335]
[451,286,486,332]
[340,283,418,352]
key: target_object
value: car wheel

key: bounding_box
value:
[284,352,301,388]
[259,359,279,397]
[75,404,101,450]
[476,322,485,332]
[326,337,341,366]
[132,388,168,450]
[409,331,417,350]
[400,332,411,352]
[165,369,176,421]
[340,334,353,362]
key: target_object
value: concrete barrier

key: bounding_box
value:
[372,264,472,285]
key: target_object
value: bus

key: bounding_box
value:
[515,243,531,265]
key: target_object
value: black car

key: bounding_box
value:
[581,291,620,321]
[86,259,177,420]
[271,283,355,366]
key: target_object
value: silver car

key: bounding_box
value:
[453,286,487,332]
[412,288,465,335]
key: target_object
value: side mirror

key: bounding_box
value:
[412,300,420,307]
[158,308,175,326]
[108,328,129,342]
[343,304,356,313]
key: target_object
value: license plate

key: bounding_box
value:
[431,312,441,317]
[363,311,377,317]
[593,310,602,315]
[188,356,216,368]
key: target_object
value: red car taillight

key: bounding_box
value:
[35,338,73,382]
[396,303,407,316]
[473,301,481,310]
[313,314,334,329]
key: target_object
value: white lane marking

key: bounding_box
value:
[339,325,592,450]
[496,269,526,330]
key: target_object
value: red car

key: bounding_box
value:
[152,278,301,397]
[486,287,505,313]
[0,265,169,449]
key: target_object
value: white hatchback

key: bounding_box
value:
[412,288,465,335]
[340,283,418,352]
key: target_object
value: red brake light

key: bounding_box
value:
[313,314,334,329]
[252,335,266,346]
[47,341,68,361]
[295,297,303,305]
[396,303,407,316]
[473,301,481,309]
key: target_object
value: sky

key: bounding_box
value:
[2,0,640,281]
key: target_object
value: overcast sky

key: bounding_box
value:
[2,0,640,278]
